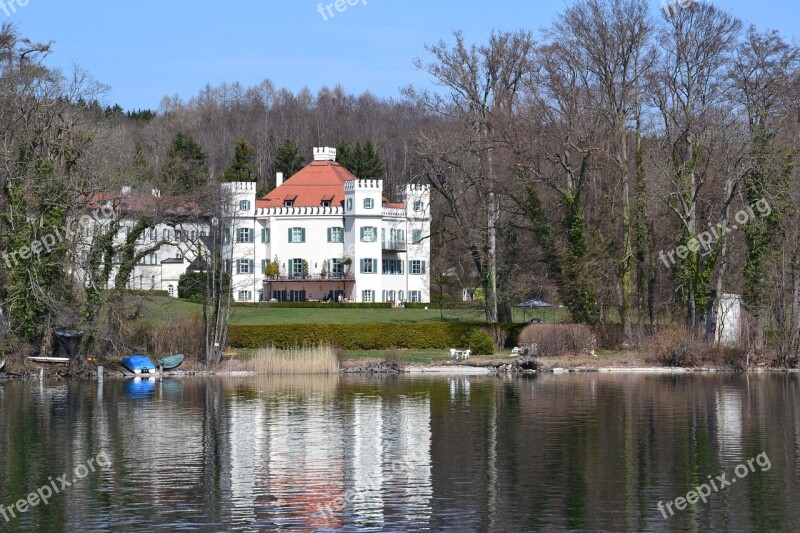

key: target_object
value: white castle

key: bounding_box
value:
[222,147,431,303]
[73,147,431,304]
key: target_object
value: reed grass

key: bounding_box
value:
[233,344,340,374]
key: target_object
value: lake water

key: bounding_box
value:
[0,373,798,532]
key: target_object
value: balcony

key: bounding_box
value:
[264,273,355,282]
[382,240,407,252]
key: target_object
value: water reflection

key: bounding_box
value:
[0,373,798,531]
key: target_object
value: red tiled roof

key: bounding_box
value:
[257,161,356,208]
[85,192,206,217]
[257,161,403,209]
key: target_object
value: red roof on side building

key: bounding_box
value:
[257,161,356,208]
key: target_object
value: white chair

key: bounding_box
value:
[450,348,461,359]
[462,349,471,360]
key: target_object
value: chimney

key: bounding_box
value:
[276,172,284,187]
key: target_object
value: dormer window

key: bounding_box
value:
[321,200,331,207]
[284,200,294,207]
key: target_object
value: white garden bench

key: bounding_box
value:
[449,348,472,360]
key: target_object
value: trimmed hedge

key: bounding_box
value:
[228,322,523,351]
[465,329,495,355]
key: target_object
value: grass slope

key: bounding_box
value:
[143,296,564,325]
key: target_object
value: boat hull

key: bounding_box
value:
[121,356,158,375]
[157,354,185,370]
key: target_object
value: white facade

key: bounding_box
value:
[223,178,431,303]
[78,148,432,304]
[72,208,209,298]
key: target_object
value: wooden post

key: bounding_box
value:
[97,365,104,383]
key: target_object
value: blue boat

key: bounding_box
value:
[121,355,158,375]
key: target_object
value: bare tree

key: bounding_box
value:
[406,30,535,323]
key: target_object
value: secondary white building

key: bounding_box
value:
[223,147,431,303]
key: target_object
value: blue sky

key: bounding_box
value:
[8,0,799,111]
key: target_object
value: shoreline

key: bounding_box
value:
[2,361,799,379]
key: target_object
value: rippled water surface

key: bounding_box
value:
[0,373,799,532]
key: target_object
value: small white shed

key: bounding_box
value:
[715,293,742,346]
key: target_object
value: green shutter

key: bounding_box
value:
[261,228,266,243]
[288,228,293,242]
[421,261,427,274]
[262,260,267,274]
[360,227,365,241]
[266,229,270,243]
[236,261,241,275]
[301,228,306,242]
[327,228,332,243]
[360,259,365,273]
[249,260,254,273]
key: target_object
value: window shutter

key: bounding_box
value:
[249,260,254,273]
[288,228,293,242]
[236,261,241,275]
[360,227,365,241]
[261,228,266,243]
[327,228,332,242]
[422,261,427,274]
[261,260,266,274]
[301,228,306,242]
[360,259,365,273]
[372,291,376,302]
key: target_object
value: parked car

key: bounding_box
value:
[529,318,544,324]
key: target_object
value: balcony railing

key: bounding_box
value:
[264,273,354,282]
[382,240,407,252]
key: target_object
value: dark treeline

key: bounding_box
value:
[107,82,433,196]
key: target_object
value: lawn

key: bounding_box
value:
[142,295,565,325]
[229,306,556,325]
